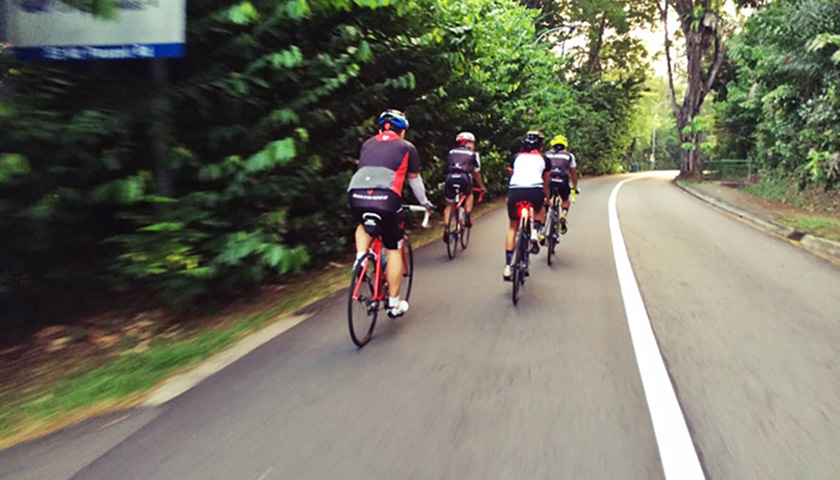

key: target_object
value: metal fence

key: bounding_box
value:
[702,159,753,182]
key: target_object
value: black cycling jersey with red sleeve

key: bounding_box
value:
[447,147,481,173]
[347,132,421,196]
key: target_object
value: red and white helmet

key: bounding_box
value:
[456,132,476,144]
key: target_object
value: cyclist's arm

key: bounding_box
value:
[408,173,431,208]
[406,144,432,208]
[570,154,579,190]
[472,152,486,191]
[542,154,551,202]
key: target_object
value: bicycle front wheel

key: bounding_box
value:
[399,238,414,302]
[348,253,378,347]
[547,209,557,266]
[459,209,471,250]
[446,207,459,260]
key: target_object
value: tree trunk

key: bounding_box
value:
[662,0,724,177]
[587,14,607,75]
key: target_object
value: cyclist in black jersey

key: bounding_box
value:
[348,109,433,317]
[544,134,579,237]
[442,132,486,242]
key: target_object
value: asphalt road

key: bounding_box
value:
[2,173,838,479]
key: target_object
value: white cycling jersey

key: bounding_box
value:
[509,150,551,189]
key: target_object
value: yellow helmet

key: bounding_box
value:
[550,134,568,148]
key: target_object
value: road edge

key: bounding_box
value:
[674,180,840,263]
[140,198,507,408]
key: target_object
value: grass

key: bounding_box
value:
[0,198,504,448]
[778,216,840,242]
[0,265,351,448]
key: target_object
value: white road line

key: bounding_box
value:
[608,174,705,480]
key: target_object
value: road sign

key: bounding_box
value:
[2,0,185,60]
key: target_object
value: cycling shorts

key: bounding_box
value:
[507,187,545,220]
[444,172,473,203]
[348,189,404,249]
[550,174,571,201]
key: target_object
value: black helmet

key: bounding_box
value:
[378,109,409,132]
[522,131,544,150]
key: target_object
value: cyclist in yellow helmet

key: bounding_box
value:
[544,134,579,237]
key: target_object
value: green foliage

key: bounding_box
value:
[715,0,840,190]
[0,0,649,332]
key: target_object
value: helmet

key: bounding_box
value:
[456,132,476,144]
[550,134,568,149]
[378,109,409,131]
[522,130,545,150]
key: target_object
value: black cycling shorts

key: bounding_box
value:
[507,187,545,220]
[348,189,404,249]
[444,172,473,203]
[550,174,571,201]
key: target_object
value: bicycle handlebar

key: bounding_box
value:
[404,205,431,228]
[473,188,485,202]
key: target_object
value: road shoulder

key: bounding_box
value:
[675,180,840,264]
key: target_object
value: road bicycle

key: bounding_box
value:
[348,205,430,348]
[544,184,577,266]
[445,186,484,260]
[510,201,536,305]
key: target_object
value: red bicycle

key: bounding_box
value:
[445,187,484,260]
[348,205,430,347]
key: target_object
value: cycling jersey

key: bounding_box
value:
[509,150,551,189]
[447,148,481,173]
[545,150,576,177]
[348,132,420,196]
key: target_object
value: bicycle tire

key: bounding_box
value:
[446,206,459,260]
[348,253,378,347]
[548,206,559,266]
[459,208,471,250]
[512,233,521,305]
[399,238,414,302]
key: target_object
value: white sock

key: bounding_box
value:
[388,296,400,308]
[355,252,366,263]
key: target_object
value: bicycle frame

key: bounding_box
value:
[352,205,428,305]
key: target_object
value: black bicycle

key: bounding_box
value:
[510,201,534,305]
[545,193,562,266]
[445,186,484,260]
[545,185,577,266]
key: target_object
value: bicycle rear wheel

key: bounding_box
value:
[547,207,558,266]
[348,253,378,347]
[398,238,414,302]
[511,234,522,305]
[459,208,471,250]
[446,206,459,260]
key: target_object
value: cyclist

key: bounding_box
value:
[544,134,579,238]
[443,132,486,242]
[348,109,433,317]
[503,131,551,281]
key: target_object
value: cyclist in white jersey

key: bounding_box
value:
[503,131,551,281]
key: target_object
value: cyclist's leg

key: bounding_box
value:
[349,191,374,264]
[442,174,458,240]
[381,208,409,315]
[557,178,571,234]
[504,191,523,279]
[463,176,475,225]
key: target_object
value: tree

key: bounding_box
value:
[660,0,726,175]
